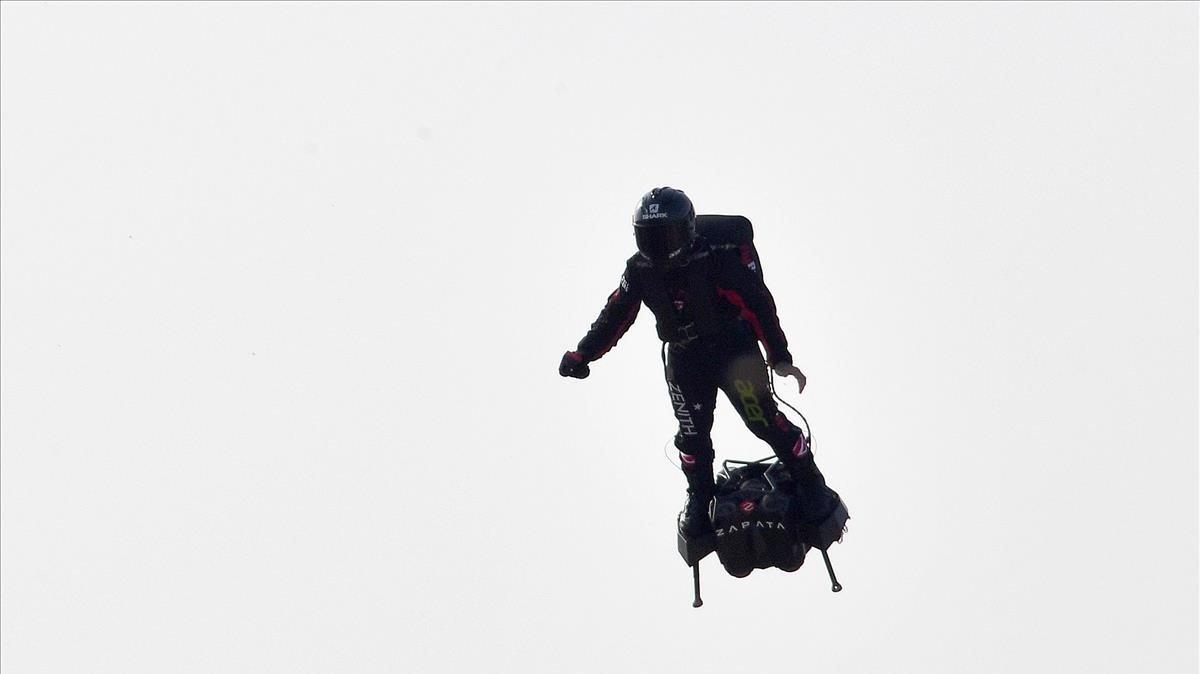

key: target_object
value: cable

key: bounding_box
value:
[662,435,681,469]
[769,367,813,449]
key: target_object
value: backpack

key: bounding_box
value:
[695,214,765,278]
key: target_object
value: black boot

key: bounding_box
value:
[679,489,714,538]
[788,453,849,550]
[678,463,715,539]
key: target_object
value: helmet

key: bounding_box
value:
[633,187,695,263]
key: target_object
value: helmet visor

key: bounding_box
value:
[635,221,692,262]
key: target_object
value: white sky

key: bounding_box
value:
[2,2,1196,673]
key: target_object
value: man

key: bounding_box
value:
[559,187,845,549]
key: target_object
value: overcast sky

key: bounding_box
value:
[2,3,1197,673]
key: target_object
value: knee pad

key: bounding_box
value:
[676,433,714,470]
[773,411,799,434]
[790,433,809,458]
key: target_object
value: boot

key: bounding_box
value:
[679,488,715,538]
[678,460,715,539]
[788,452,849,550]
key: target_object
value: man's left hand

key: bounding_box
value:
[772,362,806,396]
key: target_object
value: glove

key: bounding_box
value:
[772,361,806,395]
[559,351,591,379]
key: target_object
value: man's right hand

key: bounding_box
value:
[559,351,590,379]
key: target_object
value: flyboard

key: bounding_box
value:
[675,454,849,608]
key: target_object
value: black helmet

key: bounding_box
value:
[633,187,695,263]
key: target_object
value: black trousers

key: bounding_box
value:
[664,323,807,490]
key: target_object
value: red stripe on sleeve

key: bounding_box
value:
[593,299,639,359]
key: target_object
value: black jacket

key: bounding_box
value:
[575,237,792,366]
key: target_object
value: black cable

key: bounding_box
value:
[769,367,812,444]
